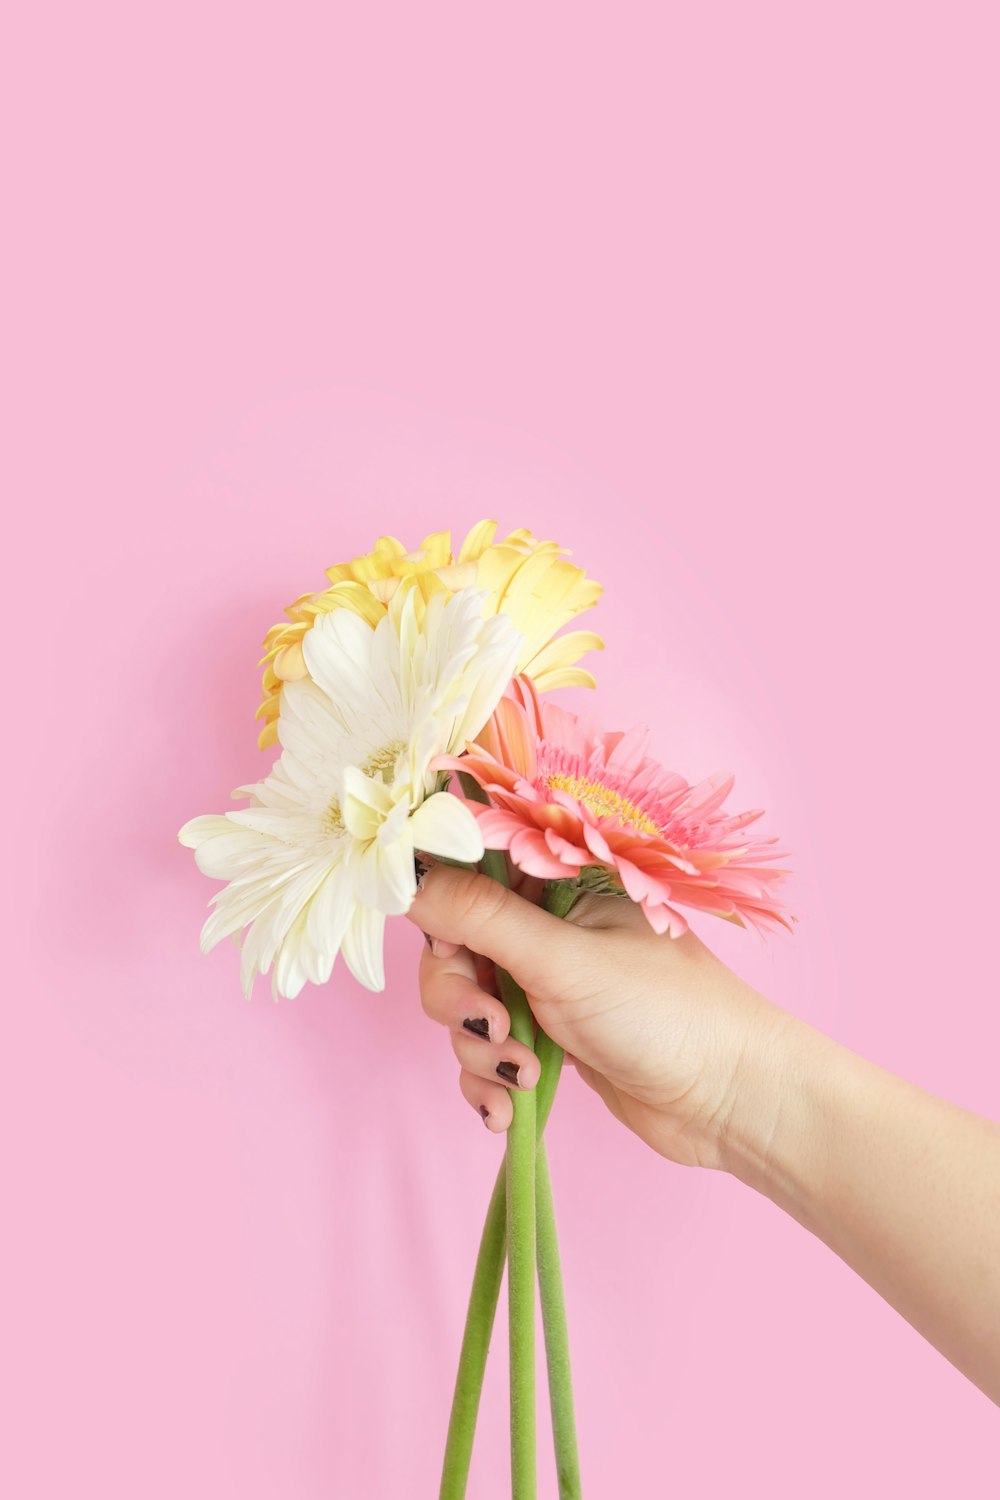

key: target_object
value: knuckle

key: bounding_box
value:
[419,968,452,1023]
[458,1069,478,1105]
[460,873,509,927]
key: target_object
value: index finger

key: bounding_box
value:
[406,863,578,996]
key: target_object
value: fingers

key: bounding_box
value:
[459,1068,515,1132]
[420,941,538,1086]
[418,935,539,1133]
[450,1023,540,1092]
[407,863,580,995]
[418,940,511,1042]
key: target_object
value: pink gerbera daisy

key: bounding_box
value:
[435,676,794,939]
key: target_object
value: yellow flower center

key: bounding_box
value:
[543,772,662,837]
[362,739,405,784]
[320,740,406,837]
[321,799,345,836]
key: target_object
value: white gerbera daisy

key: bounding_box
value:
[179,586,522,997]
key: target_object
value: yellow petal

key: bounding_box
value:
[414,570,450,604]
[414,530,453,567]
[530,666,598,692]
[475,543,531,606]
[388,575,429,634]
[325,581,387,625]
[368,576,401,604]
[458,518,498,562]
[272,641,308,681]
[433,561,478,591]
[524,630,604,680]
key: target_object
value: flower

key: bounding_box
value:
[437,680,794,939]
[255,520,603,748]
[179,587,523,997]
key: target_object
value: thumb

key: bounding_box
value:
[406,862,578,997]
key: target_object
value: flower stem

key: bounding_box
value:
[534,880,583,1499]
[435,820,582,1500]
[535,1136,581,1498]
[438,1164,507,1500]
[499,961,538,1499]
[438,1059,565,1499]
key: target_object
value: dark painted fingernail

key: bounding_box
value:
[479,1105,490,1126]
[414,854,434,889]
[496,1060,521,1086]
[462,1016,491,1041]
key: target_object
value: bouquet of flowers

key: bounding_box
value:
[179,521,793,1498]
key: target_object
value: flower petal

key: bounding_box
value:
[410,791,485,863]
[340,903,387,992]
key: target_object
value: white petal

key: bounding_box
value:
[191,828,274,882]
[373,830,417,913]
[450,611,523,748]
[304,610,400,727]
[409,792,484,863]
[340,903,386,991]
[306,862,355,955]
[178,814,234,848]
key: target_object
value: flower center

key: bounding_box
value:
[321,798,345,836]
[320,739,406,839]
[362,739,405,784]
[542,771,663,838]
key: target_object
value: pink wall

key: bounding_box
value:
[5,4,998,1495]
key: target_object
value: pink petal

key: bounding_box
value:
[509,827,573,880]
[604,722,652,773]
[543,828,589,867]
[540,700,590,756]
[679,771,735,817]
[474,809,523,849]
[582,821,614,863]
[641,899,688,937]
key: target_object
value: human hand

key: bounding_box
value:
[408,862,789,1170]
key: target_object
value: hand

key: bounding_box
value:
[408,862,788,1170]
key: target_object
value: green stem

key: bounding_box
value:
[438,1085,565,1498]
[438,1164,508,1500]
[536,1144,581,1498]
[499,966,537,1499]
[469,773,539,1473]
[534,880,582,1499]
[436,827,583,1500]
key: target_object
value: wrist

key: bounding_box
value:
[715,998,836,1214]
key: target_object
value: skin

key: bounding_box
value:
[407,862,1000,1407]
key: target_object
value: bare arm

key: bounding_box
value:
[720,1007,1000,1405]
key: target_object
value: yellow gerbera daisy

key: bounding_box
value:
[255,520,603,748]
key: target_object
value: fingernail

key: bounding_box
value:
[479,1105,490,1126]
[496,1060,521,1087]
[462,1016,491,1041]
[423,934,459,957]
[414,853,436,889]
[429,937,460,958]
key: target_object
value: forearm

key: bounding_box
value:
[720,1003,1000,1405]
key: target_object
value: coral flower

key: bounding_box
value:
[438,678,794,939]
[255,521,603,748]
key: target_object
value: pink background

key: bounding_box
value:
[5,3,998,1495]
